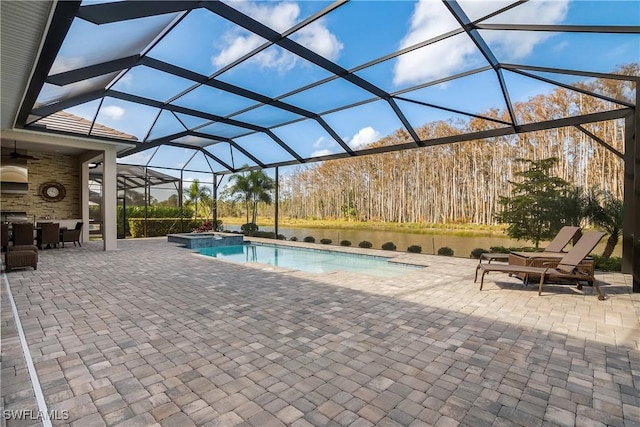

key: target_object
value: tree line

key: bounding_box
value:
[273,64,636,225]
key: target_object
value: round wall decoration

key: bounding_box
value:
[40,182,66,202]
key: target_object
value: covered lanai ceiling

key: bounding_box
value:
[13,0,640,174]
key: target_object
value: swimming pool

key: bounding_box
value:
[197,244,422,277]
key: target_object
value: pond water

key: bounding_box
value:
[223,224,622,258]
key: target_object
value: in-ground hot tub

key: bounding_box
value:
[167,232,244,249]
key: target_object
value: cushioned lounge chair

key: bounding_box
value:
[475,231,606,299]
[475,226,582,278]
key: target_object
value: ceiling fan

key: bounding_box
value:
[1,141,38,160]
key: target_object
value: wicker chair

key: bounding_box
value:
[12,223,35,246]
[5,245,38,271]
[60,221,83,248]
[37,222,60,249]
[1,224,8,252]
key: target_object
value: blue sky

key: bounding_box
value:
[40,0,639,189]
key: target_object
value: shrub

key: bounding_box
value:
[592,255,622,271]
[358,241,372,248]
[340,240,352,247]
[407,245,422,253]
[121,205,193,219]
[277,234,286,240]
[128,218,203,238]
[381,241,397,251]
[117,206,196,236]
[196,219,223,232]
[437,246,454,256]
[470,248,489,259]
[303,236,316,243]
[489,246,510,254]
[320,238,332,245]
[193,221,213,233]
[241,223,259,235]
[289,236,298,241]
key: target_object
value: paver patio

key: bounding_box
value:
[2,238,639,427]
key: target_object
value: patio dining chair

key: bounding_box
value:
[38,222,60,249]
[60,221,83,248]
[475,231,606,299]
[12,223,35,246]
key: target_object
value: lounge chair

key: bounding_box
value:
[475,231,606,299]
[475,226,582,278]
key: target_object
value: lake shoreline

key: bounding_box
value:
[213,217,620,258]
[218,217,507,238]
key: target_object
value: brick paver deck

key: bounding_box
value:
[2,238,639,427]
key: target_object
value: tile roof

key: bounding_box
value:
[31,110,138,141]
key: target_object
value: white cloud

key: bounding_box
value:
[213,32,265,69]
[295,20,343,62]
[178,135,209,145]
[482,1,569,59]
[101,105,125,120]
[313,136,326,148]
[311,149,332,157]
[393,0,569,86]
[212,2,342,71]
[116,72,134,90]
[346,126,381,150]
[394,35,478,86]
[228,1,300,32]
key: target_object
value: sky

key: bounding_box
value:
[38,0,639,196]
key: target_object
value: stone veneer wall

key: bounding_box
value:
[1,151,81,220]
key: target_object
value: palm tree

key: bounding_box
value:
[199,193,213,221]
[248,170,275,224]
[586,188,623,259]
[227,172,253,224]
[183,179,211,219]
[227,169,275,225]
[559,186,588,244]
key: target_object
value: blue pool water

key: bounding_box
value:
[197,244,422,278]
